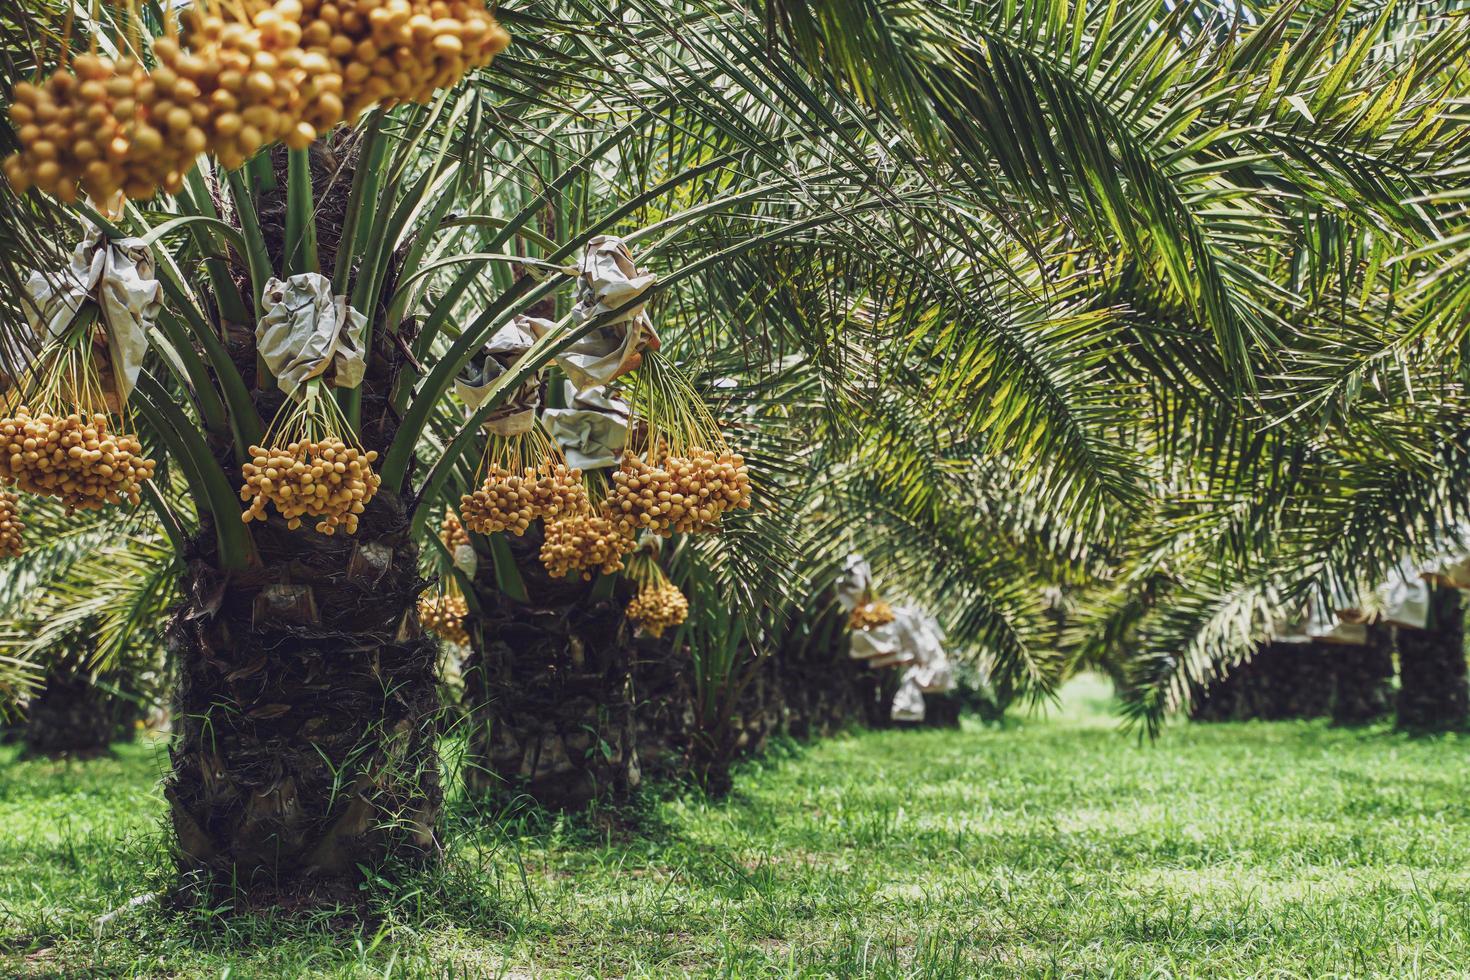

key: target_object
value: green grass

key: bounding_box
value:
[4,674,1470,977]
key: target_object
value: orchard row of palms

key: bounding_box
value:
[0,0,1468,904]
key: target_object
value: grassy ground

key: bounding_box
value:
[3,675,1470,977]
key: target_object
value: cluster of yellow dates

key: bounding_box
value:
[626,582,689,638]
[0,409,155,513]
[849,599,895,630]
[3,0,509,202]
[605,448,752,538]
[0,491,22,558]
[419,593,470,646]
[239,439,380,535]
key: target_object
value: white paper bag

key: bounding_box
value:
[906,609,957,693]
[256,273,366,402]
[1378,562,1431,630]
[891,674,926,723]
[452,543,478,578]
[542,382,630,470]
[849,618,900,660]
[550,236,661,390]
[835,554,872,614]
[455,315,549,436]
[21,231,160,406]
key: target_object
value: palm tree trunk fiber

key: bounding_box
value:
[1191,641,1335,721]
[1396,585,1469,732]
[20,658,140,759]
[462,532,640,809]
[920,692,963,729]
[631,635,694,782]
[1330,625,1394,726]
[165,490,441,907]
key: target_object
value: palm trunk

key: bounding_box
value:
[920,691,962,729]
[19,616,143,759]
[777,606,868,739]
[631,634,694,783]
[461,532,640,808]
[685,652,785,795]
[717,655,782,760]
[166,490,441,906]
[21,656,140,759]
[738,654,785,752]
[1396,585,1469,732]
[164,135,443,905]
[1330,625,1394,726]
[1192,641,1335,721]
[858,669,901,729]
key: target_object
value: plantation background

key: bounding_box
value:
[2,0,1470,974]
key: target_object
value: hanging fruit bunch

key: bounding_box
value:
[459,424,589,536]
[458,318,582,537]
[4,52,165,203]
[317,0,512,122]
[624,547,688,639]
[459,424,639,580]
[419,591,470,647]
[0,403,154,512]
[537,236,749,550]
[0,491,24,558]
[241,274,376,534]
[540,508,632,580]
[2,229,162,531]
[849,598,895,630]
[241,380,378,534]
[454,317,639,580]
[3,0,510,203]
[0,286,157,515]
[605,353,752,538]
[441,509,469,552]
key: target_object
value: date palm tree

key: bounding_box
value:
[1,0,1467,908]
[0,500,174,756]
[0,2,932,902]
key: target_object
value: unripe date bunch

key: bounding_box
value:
[540,511,635,580]
[849,599,894,630]
[0,491,23,559]
[440,509,469,551]
[460,463,586,537]
[4,0,510,202]
[240,438,380,535]
[0,409,155,512]
[605,448,751,537]
[626,582,689,639]
[419,593,469,646]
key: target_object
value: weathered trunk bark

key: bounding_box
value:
[736,654,785,754]
[1330,625,1394,726]
[1191,641,1335,721]
[22,676,131,759]
[20,657,141,759]
[776,604,869,739]
[685,652,785,796]
[858,669,902,729]
[1396,585,1469,732]
[461,532,640,809]
[166,490,441,907]
[630,634,694,783]
[920,691,963,729]
[19,617,143,759]
[725,656,781,757]
[164,133,443,906]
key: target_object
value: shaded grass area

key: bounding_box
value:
[3,674,1470,977]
